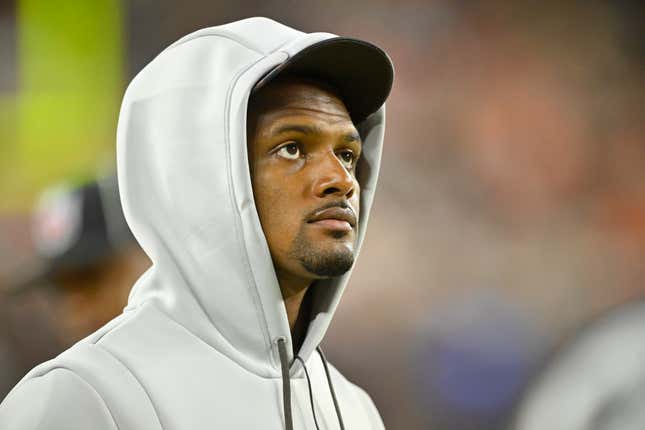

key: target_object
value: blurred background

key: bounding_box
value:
[0,0,643,428]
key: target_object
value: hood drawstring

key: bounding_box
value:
[277,338,293,430]
[317,346,346,430]
[295,355,321,430]
[277,339,346,430]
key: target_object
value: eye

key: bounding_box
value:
[337,149,356,169]
[276,142,301,160]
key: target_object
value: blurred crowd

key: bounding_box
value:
[0,1,643,428]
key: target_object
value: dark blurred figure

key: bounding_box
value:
[412,289,542,430]
[513,300,645,430]
[0,176,149,399]
[0,286,61,399]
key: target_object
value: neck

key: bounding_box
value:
[276,269,313,354]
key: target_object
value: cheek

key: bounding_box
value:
[253,170,302,252]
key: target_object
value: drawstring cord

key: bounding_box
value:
[277,339,346,430]
[295,355,321,430]
[317,346,346,430]
[277,338,293,430]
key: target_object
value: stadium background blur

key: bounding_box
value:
[0,1,643,428]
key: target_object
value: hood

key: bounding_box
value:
[117,17,387,378]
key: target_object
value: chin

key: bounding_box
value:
[300,244,355,278]
[288,224,357,278]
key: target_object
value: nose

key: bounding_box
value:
[312,151,356,199]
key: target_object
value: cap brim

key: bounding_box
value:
[253,37,394,123]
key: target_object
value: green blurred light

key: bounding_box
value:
[1,0,123,211]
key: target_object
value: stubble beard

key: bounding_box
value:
[288,226,355,278]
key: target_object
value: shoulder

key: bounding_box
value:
[0,367,116,430]
[0,306,164,430]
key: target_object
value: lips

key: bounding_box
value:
[307,206,357,230]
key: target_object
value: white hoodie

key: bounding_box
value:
[0,17,388,429]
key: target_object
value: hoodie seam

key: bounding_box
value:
[31,367,119,430]
[91,309,136,344]
[93,342,165,429]
[223,52,277,369]
[165,32,264,56]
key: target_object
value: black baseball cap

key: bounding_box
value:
[253,37,394,123]
[5,176,135,293]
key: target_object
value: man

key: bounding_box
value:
[0,177,144,398]
[0,17,393,429]
[247,75,366,356]
[6,177,143,342]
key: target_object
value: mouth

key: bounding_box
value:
[307,206,357,232]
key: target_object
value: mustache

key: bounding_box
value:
[305,200,357,222]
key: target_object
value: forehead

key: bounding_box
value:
[248,78,355,133]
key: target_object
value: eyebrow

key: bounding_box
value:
[273,124,322,136]
[272,124,361,143]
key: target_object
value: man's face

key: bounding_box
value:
[247,78,361,284]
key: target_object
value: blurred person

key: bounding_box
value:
[0,176,145,397]
[412,289,540,430]
[512,299,645,430]
[0,288,62,400]
[0,17,393,430]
